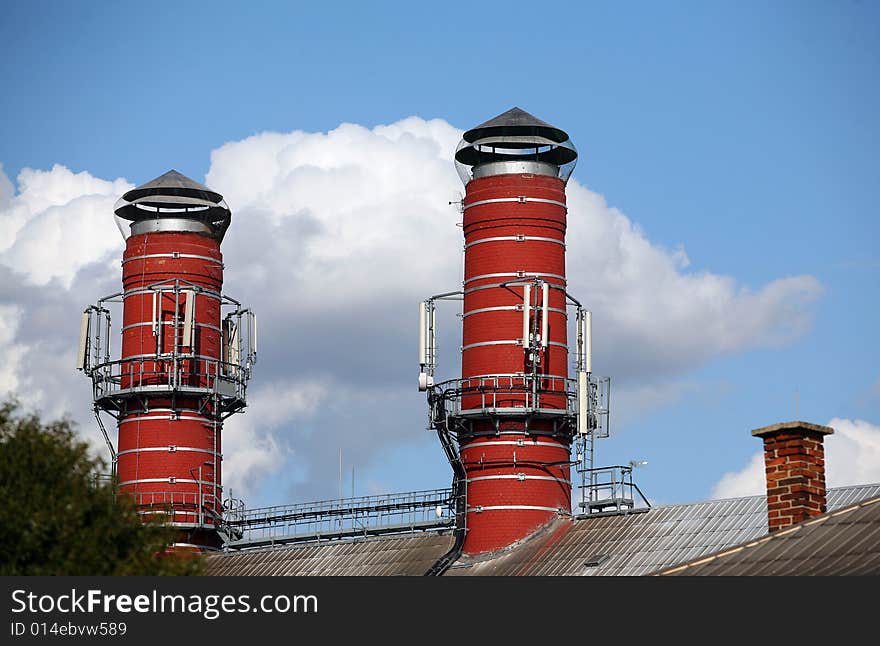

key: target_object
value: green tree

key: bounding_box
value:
[0,400,202,575]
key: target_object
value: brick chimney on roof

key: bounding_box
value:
[752,421,834,533]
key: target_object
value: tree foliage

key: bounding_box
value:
[0,400,202,575]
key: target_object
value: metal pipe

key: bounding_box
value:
[182,290,194,349]
[541,282,549,348]
[102,310,111,364]
[564,290,583,308]
[428,290,463,300]
[156,291,164,355]
[252,312,258,356]
[577,370,588,435]
[93,409,117,477]
[151,291,157,336]
[77,311,90,370]
[198,465,204,528]
[584,310,592,374]
[431,304,436,368]
[419,301,427,366]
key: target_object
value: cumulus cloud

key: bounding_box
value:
[0,264,116,459]
[221,379,330,497]
[0,304,25,395]
[207,118,464,315]
[223,381,327,494]
[711,452,765,500]
[711,418,880,499]
[564,185,822,379]
[0,165,131,288]
[0,116,825,502]
[0,163,13,210]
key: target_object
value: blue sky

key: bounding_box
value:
[1,1,878,508]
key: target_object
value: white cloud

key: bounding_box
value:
[564,184,822,379]
[221,379,329,498]
[825,418,880,487]
[207,119,464,315]
[0,116,825,502]
[0,304,25,395]
[0,163,13,210]
[0,164,131,288]
[711,451,765,499]
[711,418,880,499]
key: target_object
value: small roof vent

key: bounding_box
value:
[583,554,609,568]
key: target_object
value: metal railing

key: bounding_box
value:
[79,284,256,414]
[223,488,456,549]
[128,490,220,524]
[89,356,249,408]
[127,490,245,542]
[430,374,577,419]
[576,465,650,516]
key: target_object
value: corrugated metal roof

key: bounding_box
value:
[204,532,455,576]
[204,484,880,576]
[444,483,880,576]
[654,494,880,576]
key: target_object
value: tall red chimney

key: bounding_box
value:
[421,108,598,556]
[752,421,834,533]
[79,170,256,550]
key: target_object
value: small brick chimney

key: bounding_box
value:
[752,421,834,532]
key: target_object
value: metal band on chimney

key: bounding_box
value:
[122,253,224,267]
[118,414,212,425]
[123,287,222,301]
[117,478,218,487]
[464,235,565,249]
[117,446,220,457]
[121,321,221,333]
[467,505,568,514]
[462,197,568,211]
[463,306,567,318]
[467,475,572,485]
[463,439,570,450]
[464,271,567,285]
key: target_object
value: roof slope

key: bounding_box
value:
[444,484,880,576]
[203,484,880,576]
[204,532,455,576]
[653,494,880,576]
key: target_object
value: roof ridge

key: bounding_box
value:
[650,481,880,510]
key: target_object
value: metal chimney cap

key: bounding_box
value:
[454,107,578,182]
[120,169,224,205]
[113,169,232,241]
[462,107,570,145]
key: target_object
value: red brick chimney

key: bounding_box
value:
[752,421,834,532]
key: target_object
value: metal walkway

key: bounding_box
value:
[223,488,456,550]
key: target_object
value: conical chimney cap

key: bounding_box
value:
[462,107,569,144]
[455,107,577,171]
[113,169,231,241]
[121,169,224,205]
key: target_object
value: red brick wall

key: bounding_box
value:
[758,427,830,532]
[459,173,571,555]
